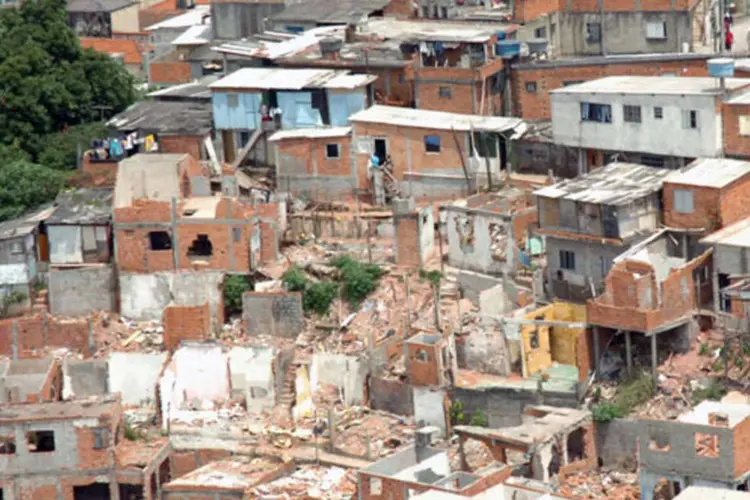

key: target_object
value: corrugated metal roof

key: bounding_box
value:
[67,0,134,13]
[107,100,212,135]
[534,163,671,206]
[665,158,750,189]
[214,26,344,60]
[145,6,209,30]
[172,24,211,46]
[209,68,373,90]
[550,76,750,95]
[268,127,351,141]
[0,205,55,242]
[700,217,750,247]
[360,18,504,43]
[147,76,218,101]
[46,188,114,225]
[349,105,524,133]
[270,0,390,24]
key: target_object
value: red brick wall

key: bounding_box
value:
[511,57,710,119]
[150,61,192,85]
[515,0,563,22]
[395,216,420,267]
[81,156,118,186]
[723,102,750,158]
[160,135,204,161]
[511,208,538,247]
[734,411,750,478]
[720,175,750,229]
[663,183,721,231]
[275,135,351,178]
[416,80,481,114]
[163,303,210,350]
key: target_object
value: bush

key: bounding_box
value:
[449,400,465,425]
[303,281,338,316]
[419,268,442,289]
[469,409,488,427]
[282,266,308,292]
[692,380,727,405]
[592,402,623,423]
[330,256,385,307]
[223,275,251,315]
[124,422,138,441]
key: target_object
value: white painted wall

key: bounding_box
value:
[228,346,276,412]
[108,352,167,405]
[413,386,447,437]
[551,91,721,158]
[48,225,83,264]
[310,352,367,406]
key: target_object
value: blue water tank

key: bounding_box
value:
[708,58,735,78]
[496,40,521,58]
[497,31,507,41]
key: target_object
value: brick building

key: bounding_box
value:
[349,105,524,201]
[0,395,170,500]
[0,358,62,404]
[510,53,712,120]
[513,0,712,58]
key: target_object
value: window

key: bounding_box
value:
[398,73,406,84]
[586,23,601,43]
[695,433,719,458]
[148,231,172,251]
[440,6,448,18]
[563,80,583,87]
[422,5,429,17]
[226,93,238,108]
[674,189,694,213]
[623,105,642,123]
[739,115,750,136]
[529,331,540,349]
[325,143,340,159]
[26,431,55,452]
[649,429,671,452]
[93,428,109,450]
[534,26,546,38]
[550,23,556,43]
[0,436,15,455]
[187,234,213,257]
[682,110,698,129]
[654,106,663,119]
[646,21,667,40]
[525,81,537,93]
[415,348,428,362]
[580,103,612,123]
[439,86,452,98]
[559,250,575,270]
[370,477,383,495]
[8,241,23,255]
[424,135,441,153]
[233,227,242,242]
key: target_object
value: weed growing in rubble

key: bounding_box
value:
[303,281,339,316]
[469,409,489,427]
[699,343,710,356]
[330,256,385,308]
[419,268,442,289]
[223,275,251,315]
[124,422,138,441]
[692,380,726,405]
[449,400,466,425]
[282,266,308,292]
[592,371,654,422]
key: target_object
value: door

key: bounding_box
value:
[374,138,387,164]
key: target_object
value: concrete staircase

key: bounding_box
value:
[277,362,297,412]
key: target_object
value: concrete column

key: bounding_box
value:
[170,197,180,269]
[592,327,600,380]
[625,331,633,375]
[713,270,720,313]
[650,333,658,384]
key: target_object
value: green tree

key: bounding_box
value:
[223,275,252,315]
[0,0,135,160]
[38,123,108,171]
[0,161,67,221]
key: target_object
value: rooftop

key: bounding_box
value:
[80,37,143,65]
[147,76,218,101]
[180,197,221,218]
[115,438,169,469]
[164,457,282,491]
[675,487,750,499]
[114,153,186,208]
[67,0,134,12]
[700,217,750,247]
[678,401,750,428]
[171,24,211,46]
[209,68,376,91]
[46,188,114,225]
[270,0,390,24]
[107,100,213,135]
[550,76,750,95]
[0,205,55,242]
[215,26,344,61]
[360,17,515,43]
[268,126,351,141]
[0,395,120,423]
[350,105,524,133]
[512,52,712,70]
[145,6,209,30]
[665,158,750,188]
[534,163,672,206]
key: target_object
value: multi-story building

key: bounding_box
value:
[550,76,750,172]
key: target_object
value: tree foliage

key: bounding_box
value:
[223,275,252,315]
[0,0,136,160]
[0,161,67,221]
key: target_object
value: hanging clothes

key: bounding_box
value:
[108,138,123,157]
[144,135,155,152]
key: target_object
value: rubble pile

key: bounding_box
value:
[559,470,639,499]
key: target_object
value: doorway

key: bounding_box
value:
[374,138,387,164]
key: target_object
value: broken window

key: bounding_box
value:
[370,477,383,495]
[249,387,269,399]
[648,427,670,452]
[489,222,508,262]
[93,428,109,450]
[529,331,540,349]
[415,348,428,362]
[0,436,15,454]
[27,430,55,452]
[187,234,213,257]
[709,412,729,427]
[695,433,720,458]
[454,214,475,250]
[233,227,242,243]
[148,231,172,251]
[567,428,585,462]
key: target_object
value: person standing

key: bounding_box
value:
[726,28,735,52]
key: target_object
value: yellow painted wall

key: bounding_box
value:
[520,301,586,377]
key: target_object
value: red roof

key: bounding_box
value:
[81,37,143,65]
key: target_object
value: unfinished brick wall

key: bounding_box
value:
[0,315,92,358]
[160,135,204,161]
[170,449,231,478]
[407,341,441,386]
[720,175,750,229]
[724,102,750,158]
[395,215,420,268]
[416,80,481,114]
[511,57,710,119]
[514,0,563,22]
[663,183,721,231]
[733,411,750,477]
[275,135,351,178]
[511,207,539,247]
[163,303,210,350]
[149,61,192,85]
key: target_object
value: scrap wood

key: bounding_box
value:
[121,330,142,347]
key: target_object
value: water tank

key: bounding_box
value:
[708,58,735,78]
[526,38,549,55]
[496,40,521,58]
[497,31,507,41]
[319,38,343,57]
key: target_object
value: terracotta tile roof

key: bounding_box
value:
[81,37,144,65]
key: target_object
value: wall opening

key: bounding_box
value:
[74,484,111,500]
[415,348,428,362]
[26,430,55,452]
[546,444,561,478]
[118,484,144,500]
[150,471,158,499]
[0,436,15,454]
[187,234,213,257]
[370,477,383,495]
[159,457,172,488]
[695,432,720,458]
[648,428,671,452]
[653,478,681,499]
[148,231,172,251]
[567,427,585,462]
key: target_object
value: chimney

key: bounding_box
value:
[319,37,343,61]
[345,23,356,43]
